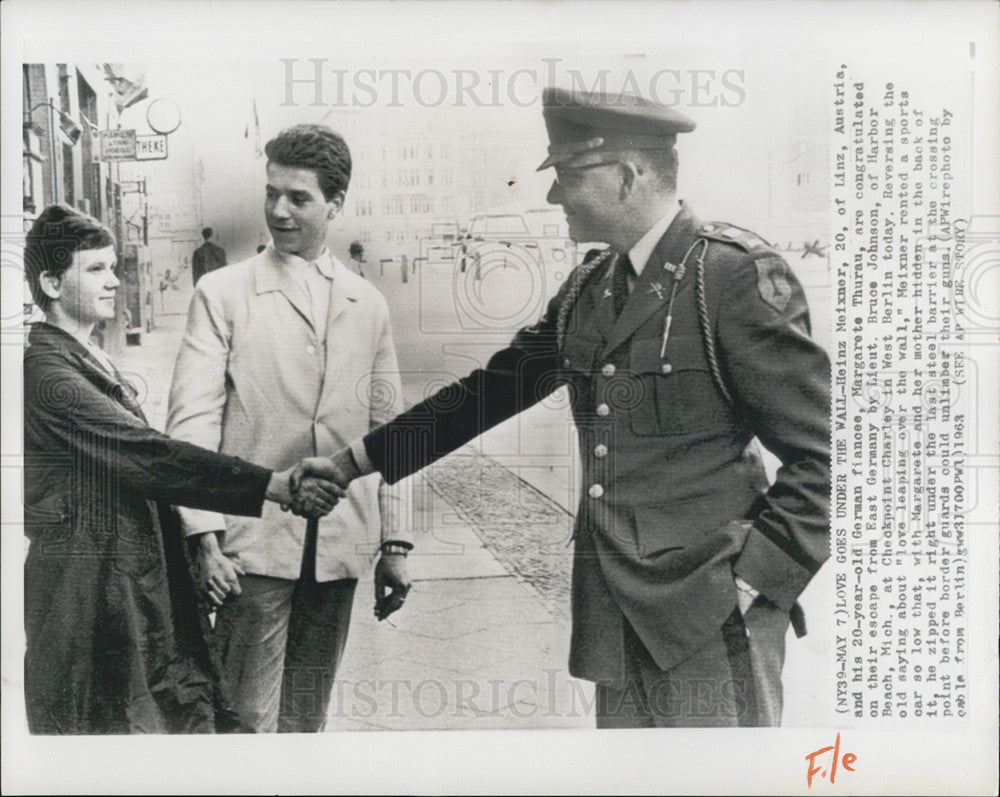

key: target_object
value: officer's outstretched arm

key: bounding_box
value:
[351,270,584,486]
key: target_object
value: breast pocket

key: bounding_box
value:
[629,335,729,436]
[561,336,600,374]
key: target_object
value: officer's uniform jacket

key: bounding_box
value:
[364,203,831,686]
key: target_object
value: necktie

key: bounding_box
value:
[613,254,634,318]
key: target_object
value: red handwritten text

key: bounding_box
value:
[806,733,857,787]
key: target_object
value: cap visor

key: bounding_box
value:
[536,154,558,171]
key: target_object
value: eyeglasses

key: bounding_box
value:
[553,161,623,185]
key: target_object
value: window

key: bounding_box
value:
[382,196,404,215]
[77,71,100,219]
[58,64,71,117]
[22,66,45,214]
[63,143,75,206]
[76,69,97,128]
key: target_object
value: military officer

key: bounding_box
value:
[308,87,832,727]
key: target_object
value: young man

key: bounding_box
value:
[318,88,832,728]
[167,124,411,733]
[191,226,227,286]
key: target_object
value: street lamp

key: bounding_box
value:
[26,100,83,203]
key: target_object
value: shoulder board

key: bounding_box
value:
[699,222,773,253]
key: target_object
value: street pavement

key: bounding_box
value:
[116,283,830,730]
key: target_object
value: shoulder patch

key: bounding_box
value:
[700,222,772,252]
[754,255,791,312]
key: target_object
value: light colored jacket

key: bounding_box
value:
[167,245,408,581]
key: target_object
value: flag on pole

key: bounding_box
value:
[244,99,263,158]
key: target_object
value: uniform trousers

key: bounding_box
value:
[211,522,357,733]
[595,597,788,728]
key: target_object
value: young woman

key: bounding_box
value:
[21,204,339,734]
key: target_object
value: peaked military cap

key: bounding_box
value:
[537,86,696,171]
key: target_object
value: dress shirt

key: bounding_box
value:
[625,200,681,288]
[272,244,336,342]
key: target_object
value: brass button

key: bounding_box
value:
[661,363,672,374]
[596,403,610,417]
[593,444,608,459]
[306,345,316,355]
[601,363,616,377]
[588,484,604,499]
[564,357,571,367]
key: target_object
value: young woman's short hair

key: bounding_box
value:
[24,204,115,312]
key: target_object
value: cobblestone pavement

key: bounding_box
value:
[422,448,575,623]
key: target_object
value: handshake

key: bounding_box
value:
[266,449,362,518]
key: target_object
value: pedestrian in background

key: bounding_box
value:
[347,241,367,279]
[192,226,227,285]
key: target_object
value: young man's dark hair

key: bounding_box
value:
[264,124,352,200]
[24,204,115,312]
[202,227,214,240]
